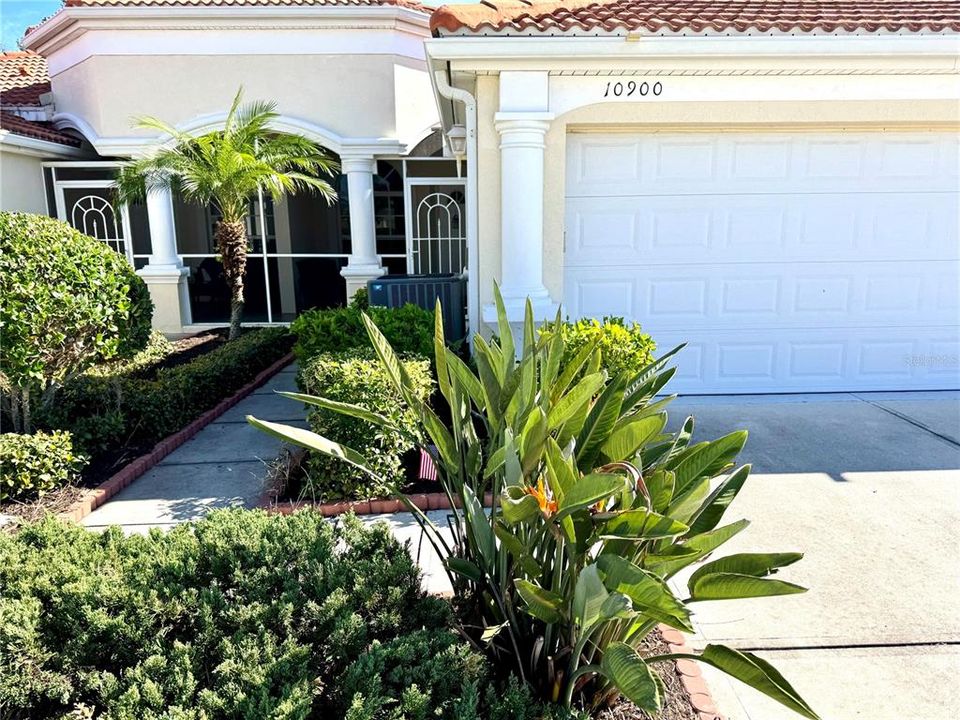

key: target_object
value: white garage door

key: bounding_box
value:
[564,131,960,394]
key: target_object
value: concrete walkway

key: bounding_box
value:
[664,391,960,720]
[82,362,307,533]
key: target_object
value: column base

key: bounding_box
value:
[136,265,192,334]
[340,263,386,301]
[482,289,560,325]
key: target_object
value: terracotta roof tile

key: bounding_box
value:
[430,1,960,36]
[0,51,50,106]
[0,110,81,147]
[62,0,429,11]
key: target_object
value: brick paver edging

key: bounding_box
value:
[659,625,726,720]
[262,492,495,517]
[57,352,296,524]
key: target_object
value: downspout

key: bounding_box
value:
[433,69,479,347]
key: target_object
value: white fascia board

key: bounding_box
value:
[425,34,960,74]
[23,6,431,57]
[0,131,85,158]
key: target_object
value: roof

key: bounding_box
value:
[0,111,81,147]
[61,0,429,11]
[0,51,50,106]
[430,1,960,36]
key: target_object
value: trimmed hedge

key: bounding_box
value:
[297,350,433,501]
[539,316,657,380]
[0,431,84,502]
[38,327,293,460]
[0,212,152,433]
[0,510,456,718]
[292,292,435,363]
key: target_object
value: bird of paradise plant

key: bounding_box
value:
[249,285,819,719]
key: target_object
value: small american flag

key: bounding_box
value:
[418,447,439,482]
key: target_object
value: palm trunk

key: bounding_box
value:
[214,219,248,340]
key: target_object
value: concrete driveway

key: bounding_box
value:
[665,391,960,720]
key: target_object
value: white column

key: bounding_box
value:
[136,186,192,333]
[485,111,558,323]
[339,155,385,299]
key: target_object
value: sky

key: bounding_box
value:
[1,0,62,50]
[0,0,481,52]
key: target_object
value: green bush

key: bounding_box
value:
[292,294,435,363]
[0,212,153,433]
[0,509,456,719]
[539,316,656,379]
[297,350,433,501]
[86,330,174,379]
[0,430,84,501]
[38,327,293,460]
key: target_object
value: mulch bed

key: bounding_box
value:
[0,485,86,524]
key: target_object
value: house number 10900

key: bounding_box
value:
[603,80,662,98]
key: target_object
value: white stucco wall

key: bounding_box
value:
[0,149,48,214]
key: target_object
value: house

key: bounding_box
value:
[426,0,960,393]
[2,0,959,394]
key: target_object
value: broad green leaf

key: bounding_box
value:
[433,299,452,403]
[493,283,515,376]
[501,486,540,525]
[673,431,748,496]
[573,564,608,629]
[657,519,750,578]
[690,573,808,601]
[446,350,485,410]
[551,337,600,402]
[515,580,563,623]
[690,552,803,587]
[446,557,482,582]
[494,522,541,577]
[668,476,711,524]
[697,644,820,719]
[599,591,636,621]
[474,336,503,426]
[503,431,523,487]
[544,437,576,501]
[597,555,692,632]
[520,407,548,476]
[601,414,666,462]
[276,391,403,433]
[481,622,509,644]
[547,372,605,430]
[420,404,458,471]
[603,508,689,540]
[686,464,751,536]
[557,473,625,516]
[576,374,627,469]
[484,446,506,478]
[247,417,381,480]
[361,312,417,407]
[601,643,661,713]
[644,468,675,513]
[463,485,495,565]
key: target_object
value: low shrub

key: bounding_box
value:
[292,292,435,362]
[85,330,175,379]
[539,316,656,379]
[297,350,433,501]
[0,509,455,718]
[0,212,152,433]
[38,327,293,461]
[0,430,84,501]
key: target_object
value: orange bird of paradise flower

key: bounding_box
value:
[525,477,558,518]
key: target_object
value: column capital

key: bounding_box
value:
[494,112,554,150]
[340,155,377,174]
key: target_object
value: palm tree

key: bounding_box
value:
[116,88,338,340]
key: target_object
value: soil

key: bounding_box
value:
[595,630,700,720]
[0,484,86,526]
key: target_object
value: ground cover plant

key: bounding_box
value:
[0,431,84,502]
[0,212,152,434]
[293,350,432,502]
[251,286,820,719]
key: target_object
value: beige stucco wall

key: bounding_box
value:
[475,86,960,320]
[51,53,435,146]
[0,149,48,214]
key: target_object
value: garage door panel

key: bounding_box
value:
[565,130,959,392]
[567,132,960,198]
[566,192,958,266]
[564,261,957,331]
[648,329,959,393]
